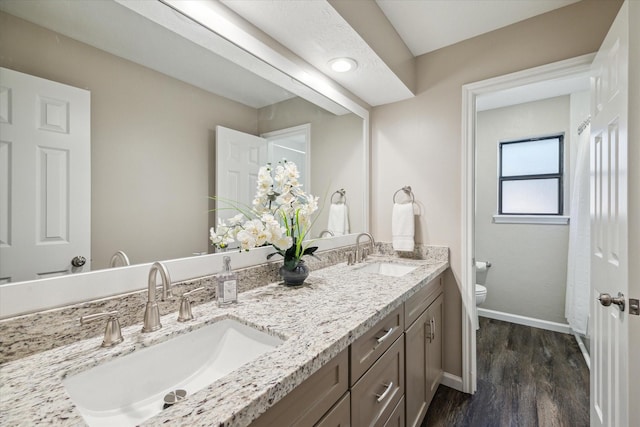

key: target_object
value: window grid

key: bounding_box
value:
[498,135,564,215]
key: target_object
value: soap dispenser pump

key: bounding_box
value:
[217,256,238,306]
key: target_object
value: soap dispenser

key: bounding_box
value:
[217,256,238,306]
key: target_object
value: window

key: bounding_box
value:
[498,135,564,215]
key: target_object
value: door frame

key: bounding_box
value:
[261,123,311,192]
[460,53,595,394]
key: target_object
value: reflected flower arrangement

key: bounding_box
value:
[210,160,319,270]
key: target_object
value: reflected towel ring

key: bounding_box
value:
[331,188,347,204]
[393,186,415,204]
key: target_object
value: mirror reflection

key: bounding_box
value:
[0,0,365,284]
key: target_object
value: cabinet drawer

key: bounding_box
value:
[351,335,405,427]
[350,306,404,384]
[404,274,443,328]
[315,392,350,427]
[382,396,405,427]
[251,348,349,427]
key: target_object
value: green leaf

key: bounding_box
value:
[283,258,298,270]
[302,246,318,256]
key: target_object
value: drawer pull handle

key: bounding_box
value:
[376,327,395,344]
[375,382,394,402]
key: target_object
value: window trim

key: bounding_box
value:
[492,214,569,225]
[498,134,564,215]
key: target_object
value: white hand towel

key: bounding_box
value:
[392,202,414,251]
[327,203,349,236]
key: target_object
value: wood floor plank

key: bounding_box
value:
[422,318,589,427]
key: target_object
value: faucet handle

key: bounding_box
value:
[80,310,124,347]
[178,287,205,322]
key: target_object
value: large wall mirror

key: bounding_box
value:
[0,0,367,286]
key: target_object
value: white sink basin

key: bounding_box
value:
[357,262,418,277]
[63,319,283,427]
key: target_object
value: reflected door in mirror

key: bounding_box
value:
[0,67,91,283]
[215,126,267,248]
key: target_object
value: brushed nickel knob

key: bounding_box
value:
[177,287,205,322]
[598,292,625,312]
[80,310,124,347]
[71,256,86,267]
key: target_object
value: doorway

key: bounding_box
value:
[460,54,595,394]
[261,123,311,192]
[474,79,591,326]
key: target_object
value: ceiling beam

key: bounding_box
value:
[328,0,416,95]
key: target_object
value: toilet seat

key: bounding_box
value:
[475,284,487,329]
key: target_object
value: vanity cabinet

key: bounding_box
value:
[251,306,406,427]
[350,305,404,384]
[350,305,405,427]
[250,348,349,427]
[315,392,351,427]
[351,335,405,426]
[404,275,444,427]
[384,396,406,427]
[251,275,445,427]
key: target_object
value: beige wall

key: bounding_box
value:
[476,96,570,324]
[371,0,622,376]
[258,97,365,236]
[0,11,258,270]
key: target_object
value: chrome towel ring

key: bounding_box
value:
[393,186,415,204]
[331,188,347,204]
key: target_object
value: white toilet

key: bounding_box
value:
[475,284,487,329]
[475,284,487,305]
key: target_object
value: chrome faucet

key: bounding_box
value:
[319,229,335,238]
[355,232,376,263]
[142,262,172,333]
[109,250,130,267]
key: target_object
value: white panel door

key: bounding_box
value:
[589,2,630,426]
[0,68,90,283]
[215,126,266,235]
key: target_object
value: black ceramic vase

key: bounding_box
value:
[279,260,309,286]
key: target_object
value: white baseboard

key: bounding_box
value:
[478,308,572,334]
[440,372,464,392]
[573,332,591,370]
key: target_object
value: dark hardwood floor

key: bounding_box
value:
[422,317,589,427]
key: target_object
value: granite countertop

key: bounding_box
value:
[0,256,448,426]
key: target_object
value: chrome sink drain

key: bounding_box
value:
[163,389,187,409]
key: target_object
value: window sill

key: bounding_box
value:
[492,215,570,225]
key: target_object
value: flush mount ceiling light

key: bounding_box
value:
[329,57,358,73]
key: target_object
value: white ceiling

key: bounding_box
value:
[476,72,590,111]
[2,0,588,110]
[221,0,414,107]
[376,0,581,57]
[223,0,584,107]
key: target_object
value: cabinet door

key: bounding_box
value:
[251,349,349,427]
[383,396,405,427]
[315,392,350,427]
[351,336,405,427]
[405,293,444,427]
[350,306,404,385]
[425,294,444,406]
[404,275,443,327]
[404,309,429,427]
